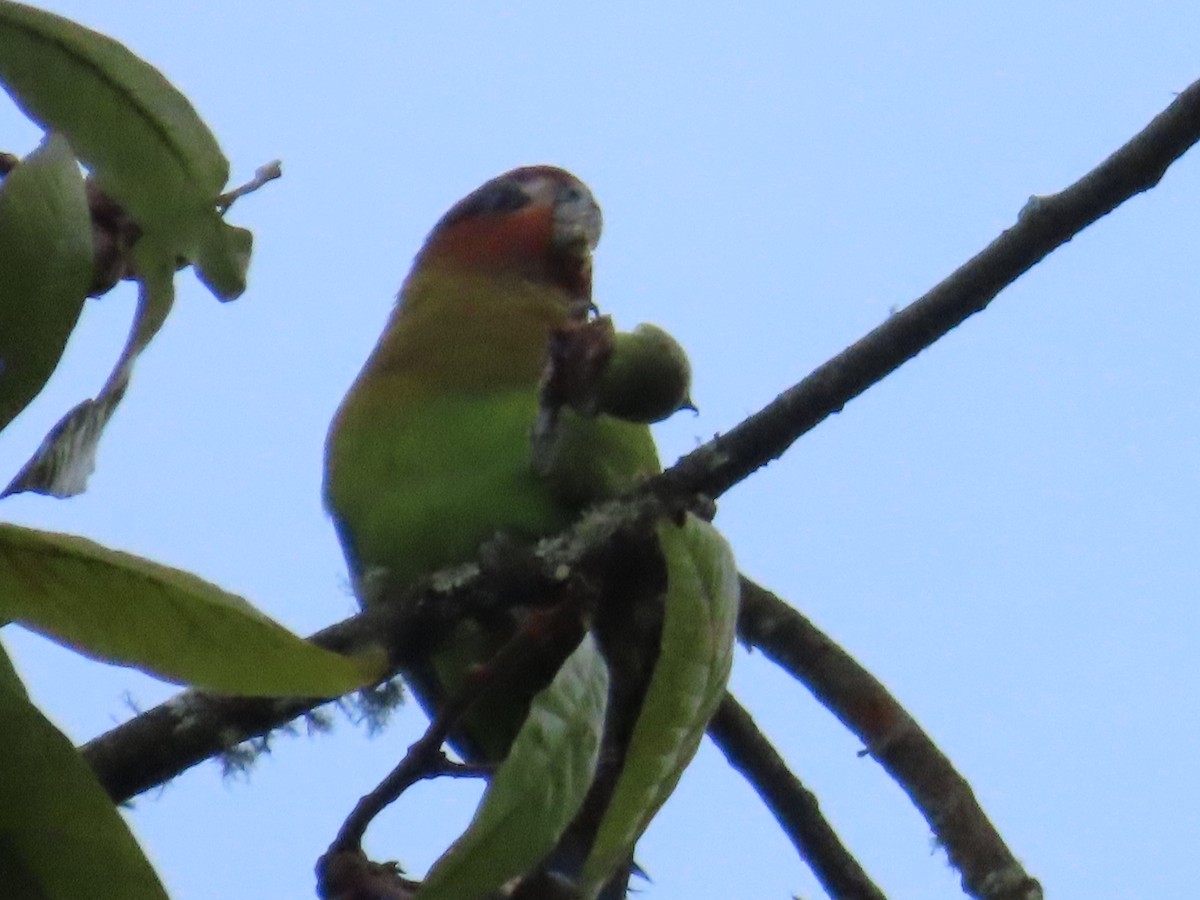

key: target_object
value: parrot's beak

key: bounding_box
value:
[552,189,603,254]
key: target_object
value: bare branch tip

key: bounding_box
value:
[217,159,284,212]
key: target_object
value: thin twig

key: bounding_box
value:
[216,159,283,212]
[708,692,888,900]
[330,752,481,855]
[736,578,1041,900]
[328,599,582,854]
[316,599,584,900]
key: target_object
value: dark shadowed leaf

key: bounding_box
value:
[580,517,739,892]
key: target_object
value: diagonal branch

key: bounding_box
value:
[654,77,1200,505]
[82,591,455,803]
[82,502,652,802]
[81,77,1200,827]
[736,578,1041,900]
[707,691,888,900]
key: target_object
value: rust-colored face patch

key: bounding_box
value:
[417,166,601,302]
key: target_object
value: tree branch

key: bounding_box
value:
[83,591,454,802]
[654,78,1200,505]
[328,597,582,856]
[78,78,1200,890]
[82,501,658,802]
[737,578,1041,900]
[707,692,887,900]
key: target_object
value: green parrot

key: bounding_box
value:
[323,166,736,898]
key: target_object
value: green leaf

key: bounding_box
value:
[0,638,170,900]
[0,133,92,433]
[418,633,609,900]
[0,5,259,495]
[0,523,384,696]
[4,246,175,498]
[0,0,228,256]
[580,516,739,894]
[194,213,253,301]
[0,635,27,697]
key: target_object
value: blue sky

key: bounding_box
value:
[3,3,1200,898]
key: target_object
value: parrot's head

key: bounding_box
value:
[414,166,603,303]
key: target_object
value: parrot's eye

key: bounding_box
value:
[437,179,531,231]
